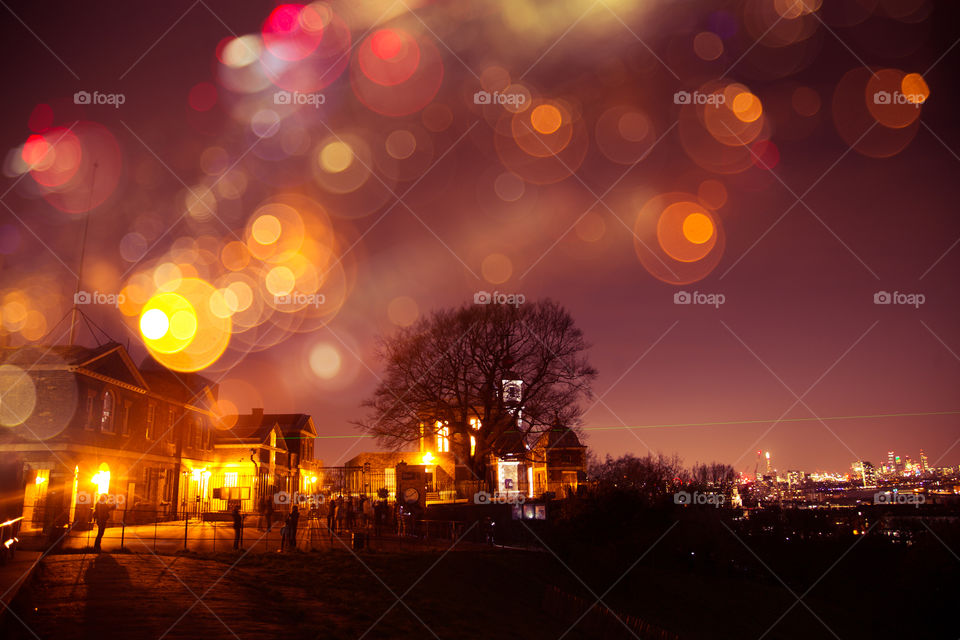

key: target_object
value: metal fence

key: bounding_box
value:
[18,506,491,555]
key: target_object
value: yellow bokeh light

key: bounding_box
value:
[222,35,260,68]
[170,309,198,341]
[209,289,234,319]
[682,213,714,244]
[140,308,170,340]
[319,141,354,173]
[139,278,231,373]
[154,262,183,292]
[227,281,254,312]
[309,343,341,379]
[139,293,196,354]
[530,104,562,134]
[265,265,296,296]
[251,214,282,245]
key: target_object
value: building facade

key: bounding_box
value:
[0,344,320,532]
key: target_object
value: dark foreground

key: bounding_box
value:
[2,537,957,639]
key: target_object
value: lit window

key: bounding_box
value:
[470,435,476,457]
[469,417,481,430]
[145,404,155,439]
[100,391,114,433]
[436,421,449,453]
[385,468,396,498]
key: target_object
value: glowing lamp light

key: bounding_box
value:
[92,467,110,496]
[421,451,435,465]
[35,475,46,485]
[310,476,318,484]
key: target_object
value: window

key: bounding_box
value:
[168,408,177,441]
[436,423,449,453]
[145,403,155,439]
[120,401,130,436]
[100,391,115,433]
[384,468,396,498]
[85,391,96,430]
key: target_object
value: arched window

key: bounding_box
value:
[100,391,114,433]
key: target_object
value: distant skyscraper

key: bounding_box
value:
[920,449,930,472]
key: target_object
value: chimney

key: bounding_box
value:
[251,407,264,423]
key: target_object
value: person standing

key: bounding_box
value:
[232,505,243,550]
[264,494,275,532]
[285,506,300,550]
[363,497,374,530]
[92,495,113,552]
[326,498,336,535]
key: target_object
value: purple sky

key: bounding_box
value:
[1,0,958,474]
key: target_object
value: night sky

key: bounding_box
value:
[1,0,958,475]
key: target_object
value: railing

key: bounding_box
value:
[16,507,494,555]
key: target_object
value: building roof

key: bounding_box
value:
[492,429,528,457]
[536,425,584,450]
[216,410,316,449]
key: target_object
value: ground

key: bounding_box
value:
[4,549,602,640]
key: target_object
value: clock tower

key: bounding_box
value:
[501,356,522,428]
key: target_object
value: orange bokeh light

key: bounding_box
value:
[531,104,562,134]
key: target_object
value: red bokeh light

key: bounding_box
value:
[262,4,324,62]
[188,82,218,112]
[28,103,54,133]
[371,30,403,59]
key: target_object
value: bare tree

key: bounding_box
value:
[355,299,596,478]
[590,452,687,501]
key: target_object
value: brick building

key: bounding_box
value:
[0,343,321,531]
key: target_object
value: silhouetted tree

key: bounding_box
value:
[589,452,687,501]
[356,299,596,478]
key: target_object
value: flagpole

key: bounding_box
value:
[69,161,98,346]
